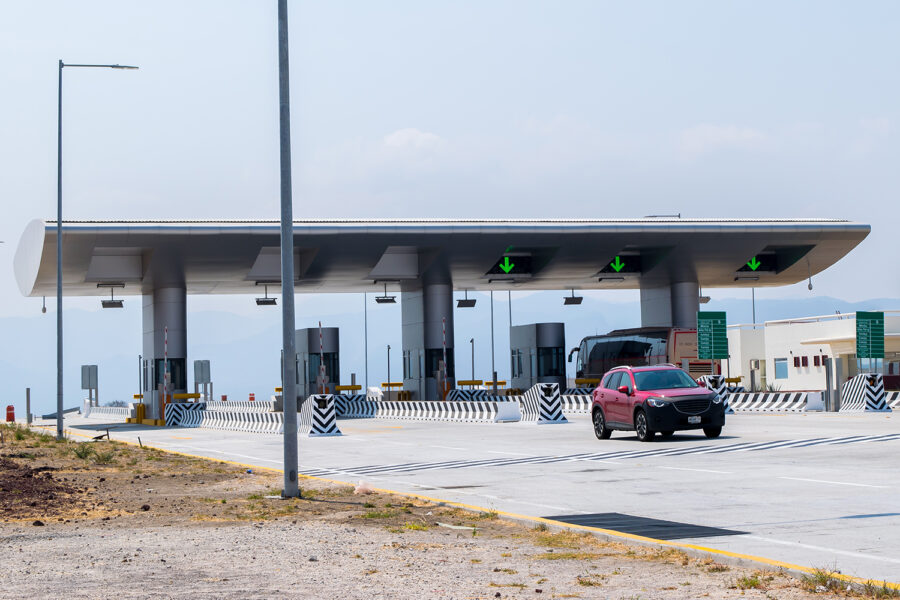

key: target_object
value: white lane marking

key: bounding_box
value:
[778,477,887,489]
[487,450,531,456]
[659,466,732,474]
[431,445,467,451]
[745,535,900,565]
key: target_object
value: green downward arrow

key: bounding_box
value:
[611,256,625,272]
[747,257,761,271]
[499,256,515,273]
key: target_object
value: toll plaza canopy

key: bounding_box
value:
[14,217,870,400]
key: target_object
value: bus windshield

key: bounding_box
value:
[633,369,698,391]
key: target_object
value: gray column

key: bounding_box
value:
[640,281,699,329]
[142,287,187,417]
[401,281,455,400]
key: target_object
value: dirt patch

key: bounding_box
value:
[0,423,895,599]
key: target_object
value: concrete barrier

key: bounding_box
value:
[886,391,900,410]
[204,401,276,413]
[163,402,206,427]
[339,399,521,423]
[840,374,891,412]
[299,395,342,437]
[181,410,284,433]
[560,394,591,414]
[83,405,135,421]
[519,383,568,424]
[726,392,809,412]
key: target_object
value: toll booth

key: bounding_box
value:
[509,323,567,391]
[295,327,340,397]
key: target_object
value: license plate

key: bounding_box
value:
[688,416,701,424]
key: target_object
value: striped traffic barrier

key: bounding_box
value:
[840,374,891,412]
[83,405,135,421]
[299,395,342,437]
[726,392,808,412]
[520,383,568,424]
[163,403,207,427]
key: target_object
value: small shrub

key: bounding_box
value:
[14,429,26,441]
[735,574,762,590]
[73,444,94,460]
[361,510,395,519]
[404,522,428,531]
[93,450,116,465]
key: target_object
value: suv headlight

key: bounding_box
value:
[647,397,669,408]
[711,394,723,404]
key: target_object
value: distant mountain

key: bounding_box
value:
[1,295,896,416]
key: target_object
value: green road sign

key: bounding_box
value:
[856,311,885,359]
[697,311,728,360]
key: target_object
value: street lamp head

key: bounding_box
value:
[111,65,139,70]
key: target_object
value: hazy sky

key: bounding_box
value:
[2,0,899,320]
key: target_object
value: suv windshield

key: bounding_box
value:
[633,369,698,390]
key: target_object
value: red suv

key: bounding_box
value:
[591,365,725,442]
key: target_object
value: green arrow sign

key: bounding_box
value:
[499,256,515,274]
[747,257,761,271]
[611,256,625,272]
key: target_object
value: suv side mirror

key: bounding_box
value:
[617,385,631,396]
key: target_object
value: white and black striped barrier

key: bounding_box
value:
[726,392,810,412]
[299,395,342,437]
[83,405,135,421]
[840,374,891,412]
[204,401,277,413]
[887,391,900,410]
[164,403,207,427]
[181,410,285,433]
[517,383,568,424]
[339,399,521,423]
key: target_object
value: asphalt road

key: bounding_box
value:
[44,412,900,583]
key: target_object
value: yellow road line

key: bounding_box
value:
[26,423,899,589]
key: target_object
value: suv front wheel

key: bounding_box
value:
[592,408,612,440]
[635,409,655,442]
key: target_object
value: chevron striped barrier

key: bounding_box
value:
[519,383,568,424]
[887,391,900,410]
[299,395,342,437]
[697,376,746,414]
[563,387,596,396]
[560,395,591,413]
[83,405,134,421]
[204,401,276,413]
[163,402,206,426]
[727,392,809,412]
[447,389,499,402]
[181,410,284,433]
[840,374,891,412]
[333,394,367,417]
[339,399,520,423]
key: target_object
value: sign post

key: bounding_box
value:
[856,311,885,373]
[697,312,728,375]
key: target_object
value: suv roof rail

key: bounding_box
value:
[658,363,678,367]
[610,365,632,370]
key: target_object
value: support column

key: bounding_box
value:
[142,287,187,418]
[401,281,455,400]
[640,281,699,329]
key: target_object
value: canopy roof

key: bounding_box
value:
[14,218,870,296]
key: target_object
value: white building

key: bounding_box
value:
[723,311,900,392]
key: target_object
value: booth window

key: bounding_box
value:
[774,358,788,379]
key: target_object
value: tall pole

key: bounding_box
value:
[364,293,368,389]
[508,290,512,381]
[490,290,497,394]
[751,287,756,329]
[386,345,391,401]
[470,338,474,380]
[56,60,64,439]
[277,0,299,498]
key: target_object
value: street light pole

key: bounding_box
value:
[275,0,300,498]
[386,344,391,402]
[56,60,137,440]
[470,338,474,380]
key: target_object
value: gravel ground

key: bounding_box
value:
[0,424,870,599]
[0,518,837,600]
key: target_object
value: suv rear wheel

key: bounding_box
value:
[592,409,612,440]
[635,410,655,442]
